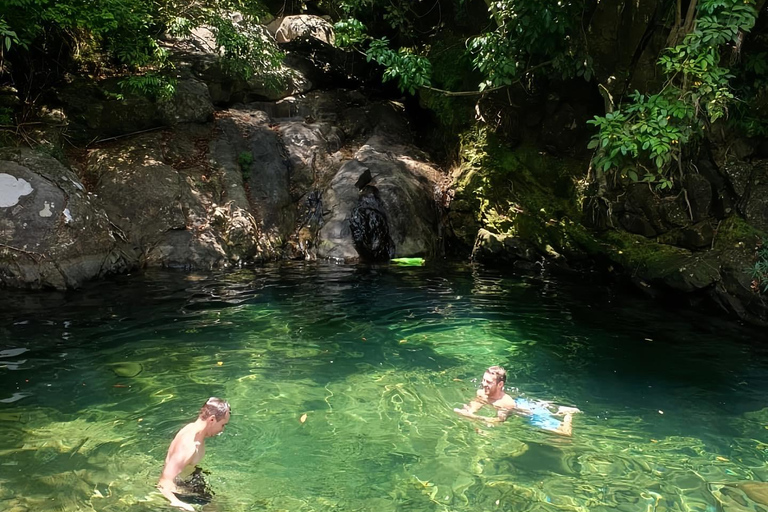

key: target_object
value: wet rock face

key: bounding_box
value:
[0,149,126,289]
[350,186,395,261]
[3,84,448,290]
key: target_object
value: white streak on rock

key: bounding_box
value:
[63,208,73,224]
[0,174,33,207]
[39,201,54,217]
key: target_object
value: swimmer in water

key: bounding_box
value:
[454,366,579,436]
[158,397,231,510]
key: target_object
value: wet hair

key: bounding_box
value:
[199,397,230,421]
[486,366,507,384]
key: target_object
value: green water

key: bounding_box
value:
[1,263,767,512]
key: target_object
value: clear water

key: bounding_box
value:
[1,263,767,512]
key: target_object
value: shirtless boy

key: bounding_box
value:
[158,397,231,510]
[454,366,578,436]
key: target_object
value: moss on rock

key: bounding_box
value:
[450,125,591,260]
[713,214,766,252]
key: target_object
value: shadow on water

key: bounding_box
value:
[1,261,768,512]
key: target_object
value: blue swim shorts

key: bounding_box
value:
[514,398,563,431]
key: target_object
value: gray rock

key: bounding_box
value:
[0,149,126,289]
[617,183,693,234]
[619,212,657,237]
[713,247,768,325]
[317,133,443,262]
[278,120,344,201]
[213,109,295,242]
[472,228,539,264]
[657,221,715,250]
[684,173,713,222]
[738,160,768,232]
[86,127,268,269]
[270,15,336,45]
[158,79,215,125]
[644,252,721,293]
[723,161,753,198]
[167,22,312,105]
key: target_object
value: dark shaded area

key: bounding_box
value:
[349,185,395,261]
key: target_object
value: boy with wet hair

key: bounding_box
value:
[454,366,579,436]
[158,397,231,510]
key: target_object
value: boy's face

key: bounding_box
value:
[482,372,503,396]
[207,411,230,436]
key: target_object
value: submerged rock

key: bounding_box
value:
[110,362,143,378]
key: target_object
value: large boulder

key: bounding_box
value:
[212,109,296,245]
[0,149,127,289]
[85,124,270,269]
[317,133,444,262]
[158,78,215,125]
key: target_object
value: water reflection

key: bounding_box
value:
[0,262,766,511]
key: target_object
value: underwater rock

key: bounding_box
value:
[110,362,143,378]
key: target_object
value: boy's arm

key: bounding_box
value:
[158,440,196,511]
[454,392,505,423]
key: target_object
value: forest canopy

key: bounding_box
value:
[0,0,766,185]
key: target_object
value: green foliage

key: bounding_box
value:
[366,38,431,95]
[588,0,758,188]
[587,90,695,188]
[319,0,422,37]
[0,0,282,97]
[752,239,768,294]
[0,106,12,124]
[0,16,23,53]
[329,17,431,95]
[468,0,591,90]
[209,15,283,80]
[238,150,253,180]
[328,0,593,97]
[333,18,366,47]
[119,72,176,101]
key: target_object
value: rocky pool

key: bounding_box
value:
[0,263,766,511]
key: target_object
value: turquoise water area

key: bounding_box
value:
[1,263,767,512]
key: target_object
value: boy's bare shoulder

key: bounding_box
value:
[494,394,517,409]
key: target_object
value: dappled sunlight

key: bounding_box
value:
[0,264,766,511]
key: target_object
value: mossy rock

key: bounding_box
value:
[713,214,766,252]
[109,362,143,378]
[600,230,721,292]
[450,126,594,260]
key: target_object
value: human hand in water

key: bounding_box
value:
[454,406,473,417]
